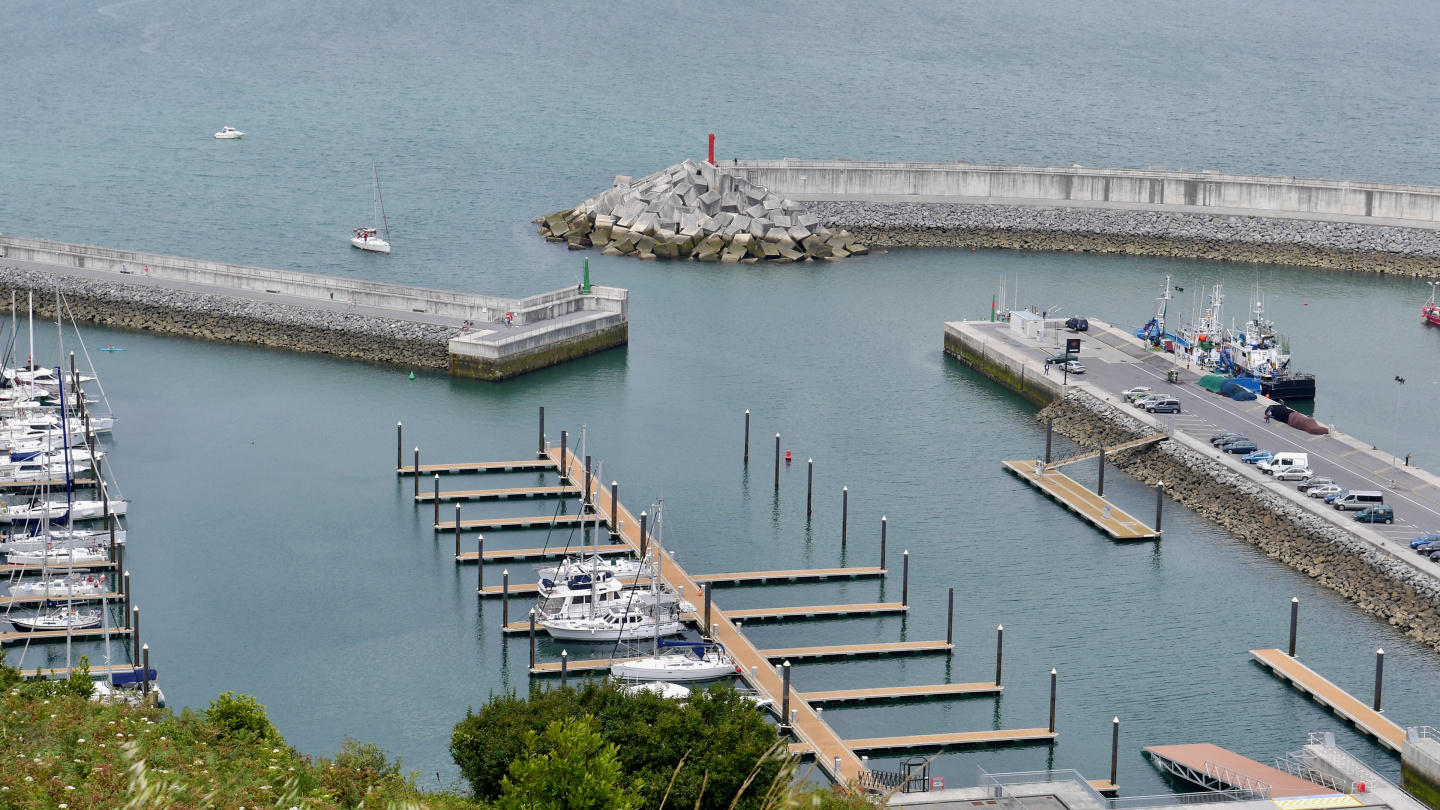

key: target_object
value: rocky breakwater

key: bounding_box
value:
[1040,391,1440,650]
[812,201,1440,277]
[0,267,456,369]
[537,160,869,263]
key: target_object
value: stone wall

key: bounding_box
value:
[0,267,455,369]
[813,202,1440,277]
[1040,391,1440,650]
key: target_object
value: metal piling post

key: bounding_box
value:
[477,536,484,591]
[560,650,568,688]
[1049,669,1058,733]
[639,511,648,558]
[396,422,402,470]
[132,606,140,665]
[559,431,568,482]
[1289,597,1299,657]
[703,583,713,638]
[1156,482,1165,532]
[1045,417,1053,464]
[610,482,618,530]
[1098,446,1106,496]
[774,434,780,489]
[880,517,887,570]
[502,570,510,628]
[744,410,750,463]
[806,459,813,517]
[901,550,909,607]
[781,661,791,730]
[433,475,440,526]
[538,406,545,457]
[841,486,848,546]
[529,614,536,671]
[1111,717,1120,788]
[413,448,419,497]
[584,455,592,508]
[947,588,954,645]
[995,625,1004,686]
[1374,649,1385,711]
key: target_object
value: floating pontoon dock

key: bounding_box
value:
[442,514,585,531]
[724,603,908,622]
[1003,459,1160,540]
[760,641,954,662]
[800,683,1001,705]
[1250,649,1407,751]
[691,568,887,585]
[1144,742,1344,798]
[848,728,1057,754]
[397,459,556,476]
[416,485,579,503]
[0,592,124,607]
[0,627,133,646]
[456,544,631,563]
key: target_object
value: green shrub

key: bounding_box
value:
[203,691,282,744]
[495,716,641,810]
[321,737,412,808]
[452,680,781,810]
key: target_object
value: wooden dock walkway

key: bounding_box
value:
[760,640,953,662]
[539,445,867,781]
[397,460,555,476]
[800,683,1001,705]
[457,544,630,563]
[417,485,579,503]
[1144,742,1342,798]
[1,561,116,574]
[479,583,539,597]
[0,592,124,608]
[440,514,584,531]
[724,603,907,622]
[691,567,886,586]
[848,728,1056,753]
[0,478,98,491]
[531,656,643,675]
[1250,649,1407,751]
[1003,459,1160,540]
[19,662,145,679]
[1,627,132,646]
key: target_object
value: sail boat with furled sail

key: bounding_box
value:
[351,160,392,254]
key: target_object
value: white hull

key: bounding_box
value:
[7,547,110,566]
[351,236,391,253]
[0,499,128,524]
[10,575,106,598]
[542,618,685,641]
[611,655,737,682]
[11,610,102,631]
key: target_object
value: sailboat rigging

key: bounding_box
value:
[351,160,392,254]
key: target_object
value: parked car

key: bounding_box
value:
[1242,450,1273,465]
[1409,532,1440,550]
[1306,484,1344,499]
[1216,437,1250,449]
[1223,441,1259,454]
[1297,478,1335,493]
[1413,541,1440,555]
[1133,394,1162,408]
[1065,316,1089,332]
[1429,550,1440,564]
[1324,489,1349,504]
[1147,398,1181,414]
[1272,466,1314,481]
[1046,353,1079,365]
[1122,387,1152,400]
[1060,360,1086,374]
[1354,505,1394,525]
[1210,432,1246,446]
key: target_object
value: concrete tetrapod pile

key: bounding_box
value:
[536,159,869,263]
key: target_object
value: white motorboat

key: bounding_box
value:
[541,607,686,642]
[0,461,92,483]
[611,640,738,682]
[214,126,244,139]
[92,679,166,708]
[10,607,102,632]
[537,554,651,590]
[9,574,106,598]
[351,160,392,254]
[7,546,110,566]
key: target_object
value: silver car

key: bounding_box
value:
[1273,466,1314,482]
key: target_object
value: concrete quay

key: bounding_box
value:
[0,234,627,380]
[944,318,1440,649]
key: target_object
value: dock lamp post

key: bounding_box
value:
[1392,376,1406,488]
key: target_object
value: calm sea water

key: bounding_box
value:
[5,0,1440,793]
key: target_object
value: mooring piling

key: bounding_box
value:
[132,606,140,664]
[947,588,955,645]
[477,536,484,590]
[1289,597,1299,657]
[1045,417,1053,464]
[142,645,151,698]
[841,487,848,546]
[559,431,568,483]
[1374,649,1385,711]
[502,570,510,627]
[781,661,791,729]
[455,503,461,535]
[996,625,1004,686]
[1156,481,1165,532]
[433,475,440,526]
[413,448,420,497]
[609,482,618,530]
[901,550,909,606]
[1111,717,1120,787]
[529,613,537,670]
[704,583,713,637]
[1098,446,1106,496]
[880,517,887,570]
[123,571,131,625]
[584,455,593,509]
[1049,669,1058,733]
[560,650,568,688]
[538,406,546,458]
[806,459,814,517]
[744,410,750,463]
[639,511,648,558]
[397,422,403,469]
[774,433,781,489]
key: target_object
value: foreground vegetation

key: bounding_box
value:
[1,655,871,809]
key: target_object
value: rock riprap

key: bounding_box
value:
[537,160,868,263]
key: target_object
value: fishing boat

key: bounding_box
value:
[1425,282,1440,327]
[10,606,102,632]
[214,126,244,139]
[1220,296,1316,400]
[611,640,738,682]
[351,160,392,254]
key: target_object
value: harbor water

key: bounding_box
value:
[5,0,1440,794]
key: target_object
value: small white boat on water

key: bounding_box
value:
[611,640,738,682]
[541,606,687,642]
[351,160,392,254]
[7,545,110,566]
[214,126,244,139]
[619,680,691,700]
[11,607,103,632]
[9,574,106,598]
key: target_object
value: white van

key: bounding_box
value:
[1333,491,1384,511]
[1260,452,1308,474]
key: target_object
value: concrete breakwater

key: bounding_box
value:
[1041,392,1440,650]
[0,266,457,368]
[537,160,869,262]
[814,202,1440,277]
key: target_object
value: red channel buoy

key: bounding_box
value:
[785,450,792,464]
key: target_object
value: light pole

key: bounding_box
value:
[1392,375,1406,488]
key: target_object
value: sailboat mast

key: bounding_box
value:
[373,161,391,243]
[28,290,34,371]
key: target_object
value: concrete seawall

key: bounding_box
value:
[0,235,629,380]
[730,161,1440,275]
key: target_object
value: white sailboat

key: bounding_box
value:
[0,498,127,524]
[351,160,392,254]
[7,545,110,566]
[8,573,106,599]
[10,607,102,632]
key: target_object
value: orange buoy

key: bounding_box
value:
[785,450,792,464]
